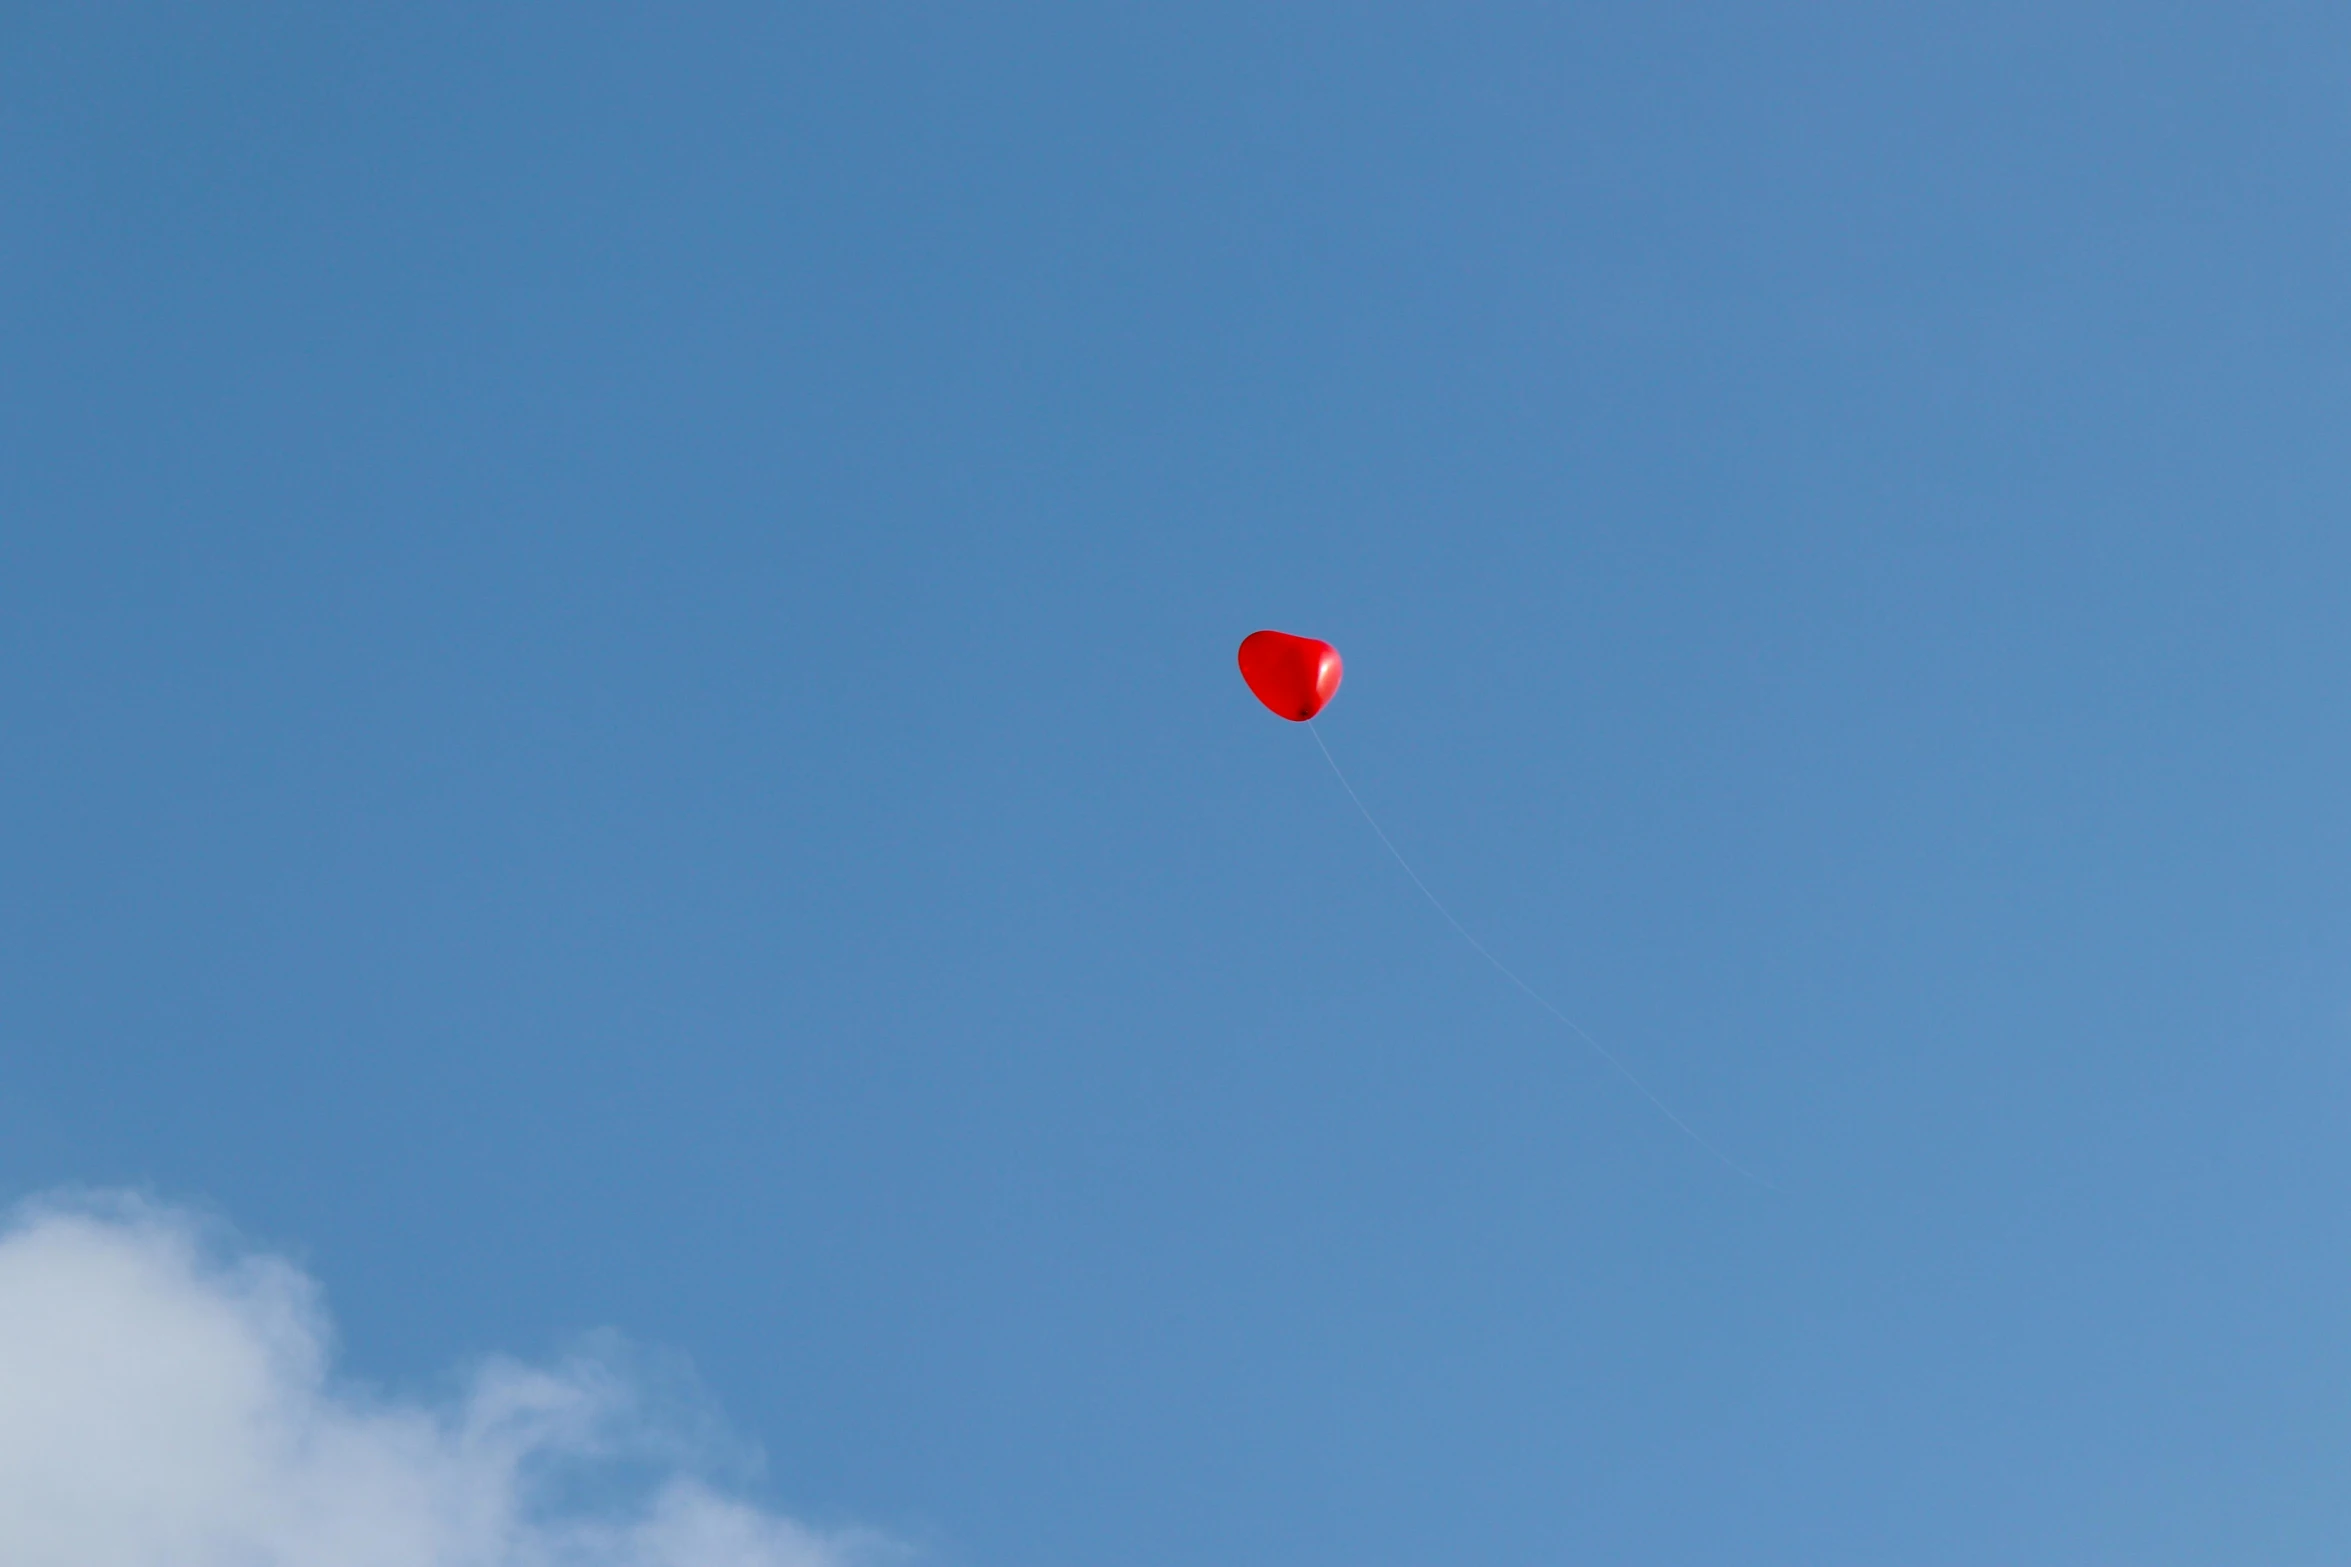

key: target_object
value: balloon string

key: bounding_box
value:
[1307,721,1776,1190]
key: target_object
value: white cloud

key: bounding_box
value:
[0,1193,892,1567]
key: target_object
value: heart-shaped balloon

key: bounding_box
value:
[1237,630,1344,721]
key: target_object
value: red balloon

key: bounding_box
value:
[1238,630,1344,721]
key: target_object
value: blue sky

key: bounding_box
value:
[4,4,2349,1563]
